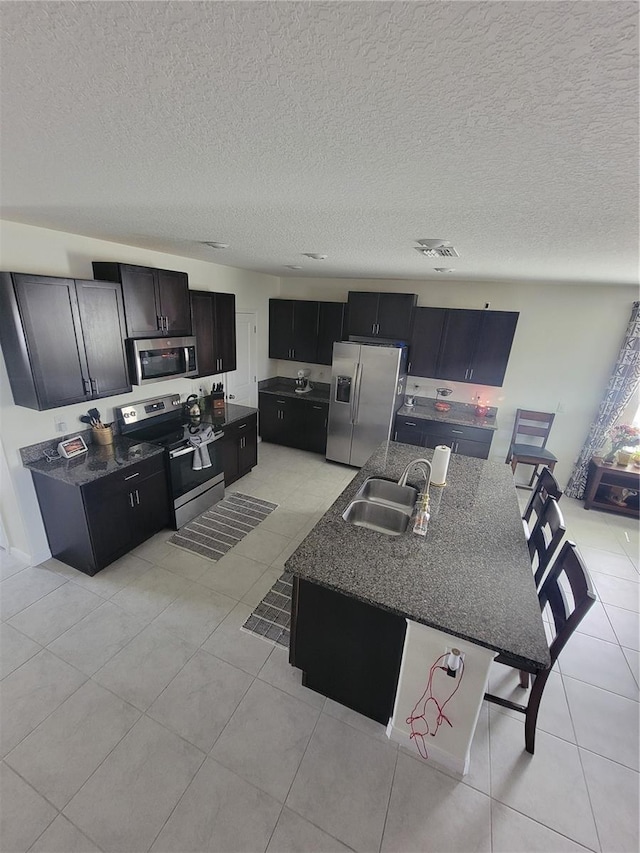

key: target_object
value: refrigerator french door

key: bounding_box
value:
[326,342,406,467]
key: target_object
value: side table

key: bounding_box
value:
[584,457,640,519]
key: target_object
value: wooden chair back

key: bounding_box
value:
[510,409,555,451]
[539,540,597,667]
[528,495,566,588]
[485,541,595,753]
[523,467,562,528]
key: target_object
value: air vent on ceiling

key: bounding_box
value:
[415,246,460,258]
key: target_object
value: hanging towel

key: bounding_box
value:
[188,425,215,471]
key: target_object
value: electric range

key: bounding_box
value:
[115,393,225,529]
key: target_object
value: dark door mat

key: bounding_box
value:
[242,572,293,648]
[169,492,278,561]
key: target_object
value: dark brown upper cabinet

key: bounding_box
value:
[269,299,319,363]
[407,307,446,378]
[316,301,347,365]
[346,291,417,340]
[409,307,519,387]
[92,262,191,338]
[0,273,130,410]
[190,290,236,376]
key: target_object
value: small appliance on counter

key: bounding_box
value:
[435,387,453,412]
[295,369,312,394]
[183,394,202,428]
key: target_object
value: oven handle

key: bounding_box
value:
[168,431,224,459]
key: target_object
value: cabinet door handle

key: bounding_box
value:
[135,489,140,505]
[451,429,463,434]
[124,472,140,481]
[372,323,376,334]
[405,421,417,426]
[89,378,98,395]
[469,368,473,379]
[376,323,380,334]
[83,378,91,395]
[313,405,322,410]
[128,492,134,508]
[157,315,163,331]
[238,424,247,429]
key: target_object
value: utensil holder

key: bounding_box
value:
[92,425,114,446]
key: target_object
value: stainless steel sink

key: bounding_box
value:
[354,478,418,512]
[342,500,412,536]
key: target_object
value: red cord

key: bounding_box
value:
[405,653,465,760]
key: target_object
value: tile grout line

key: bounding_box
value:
[377,747,400,853]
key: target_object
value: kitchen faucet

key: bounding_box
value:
[397,459,432,494]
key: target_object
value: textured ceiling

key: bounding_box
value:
[1,1,638,284]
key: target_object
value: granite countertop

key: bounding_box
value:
[199,402,258,428]
[396,400,499,431]
[285,441,549,671]
[22,436,164,487]
[21,403,258,488]
[259,378,330,404]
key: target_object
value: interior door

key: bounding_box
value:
[351,345,402,467]
[227,312,257,407]
[75,279,131,398]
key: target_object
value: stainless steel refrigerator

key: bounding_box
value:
[326,342,407,467]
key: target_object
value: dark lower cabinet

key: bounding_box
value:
[0,273,130,411]
[258,393,328,454]
[220,414,258,487]
[290,577,407,724]
[31,454,169,576]
[394,415,494,459]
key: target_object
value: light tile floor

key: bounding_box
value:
[1,442,638,852]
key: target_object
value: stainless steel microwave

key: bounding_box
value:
[127,337,198,385]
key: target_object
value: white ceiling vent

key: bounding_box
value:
[415,239,459,258]
[415,246,460,258]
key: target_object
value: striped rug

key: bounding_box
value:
[242,572,293,648]
[169,492,278,561]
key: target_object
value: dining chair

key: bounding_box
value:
[485,540,596,754]
[528,494,566,589]
[522,467,562,539]
[506,409,557,487]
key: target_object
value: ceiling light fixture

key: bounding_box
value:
[302,253,328,260]
[201,241,229,249]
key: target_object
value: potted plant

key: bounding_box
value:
[603,423,640,465]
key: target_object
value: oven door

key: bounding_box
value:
[130,337,198,385]
[168,436,224,506]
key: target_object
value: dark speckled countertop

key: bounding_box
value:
[396,399,499,431]
[286,441,549,671]
[259,377,330,404]
[22,437,164,487]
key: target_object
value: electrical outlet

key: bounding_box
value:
[54,417,67,433]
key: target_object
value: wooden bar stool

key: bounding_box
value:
[485,541,595,754]
[506,409,557,487]
[522,467,562,539]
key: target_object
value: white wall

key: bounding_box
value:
[0,220,280,560]
[279,276,638,487]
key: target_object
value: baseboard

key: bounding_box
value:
[11,545,51,567]
[386,720,469,776]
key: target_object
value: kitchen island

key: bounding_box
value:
[286,441,549,772]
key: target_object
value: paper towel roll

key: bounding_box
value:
[431,445,451,486]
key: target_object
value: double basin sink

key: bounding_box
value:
[343,478,419,536]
